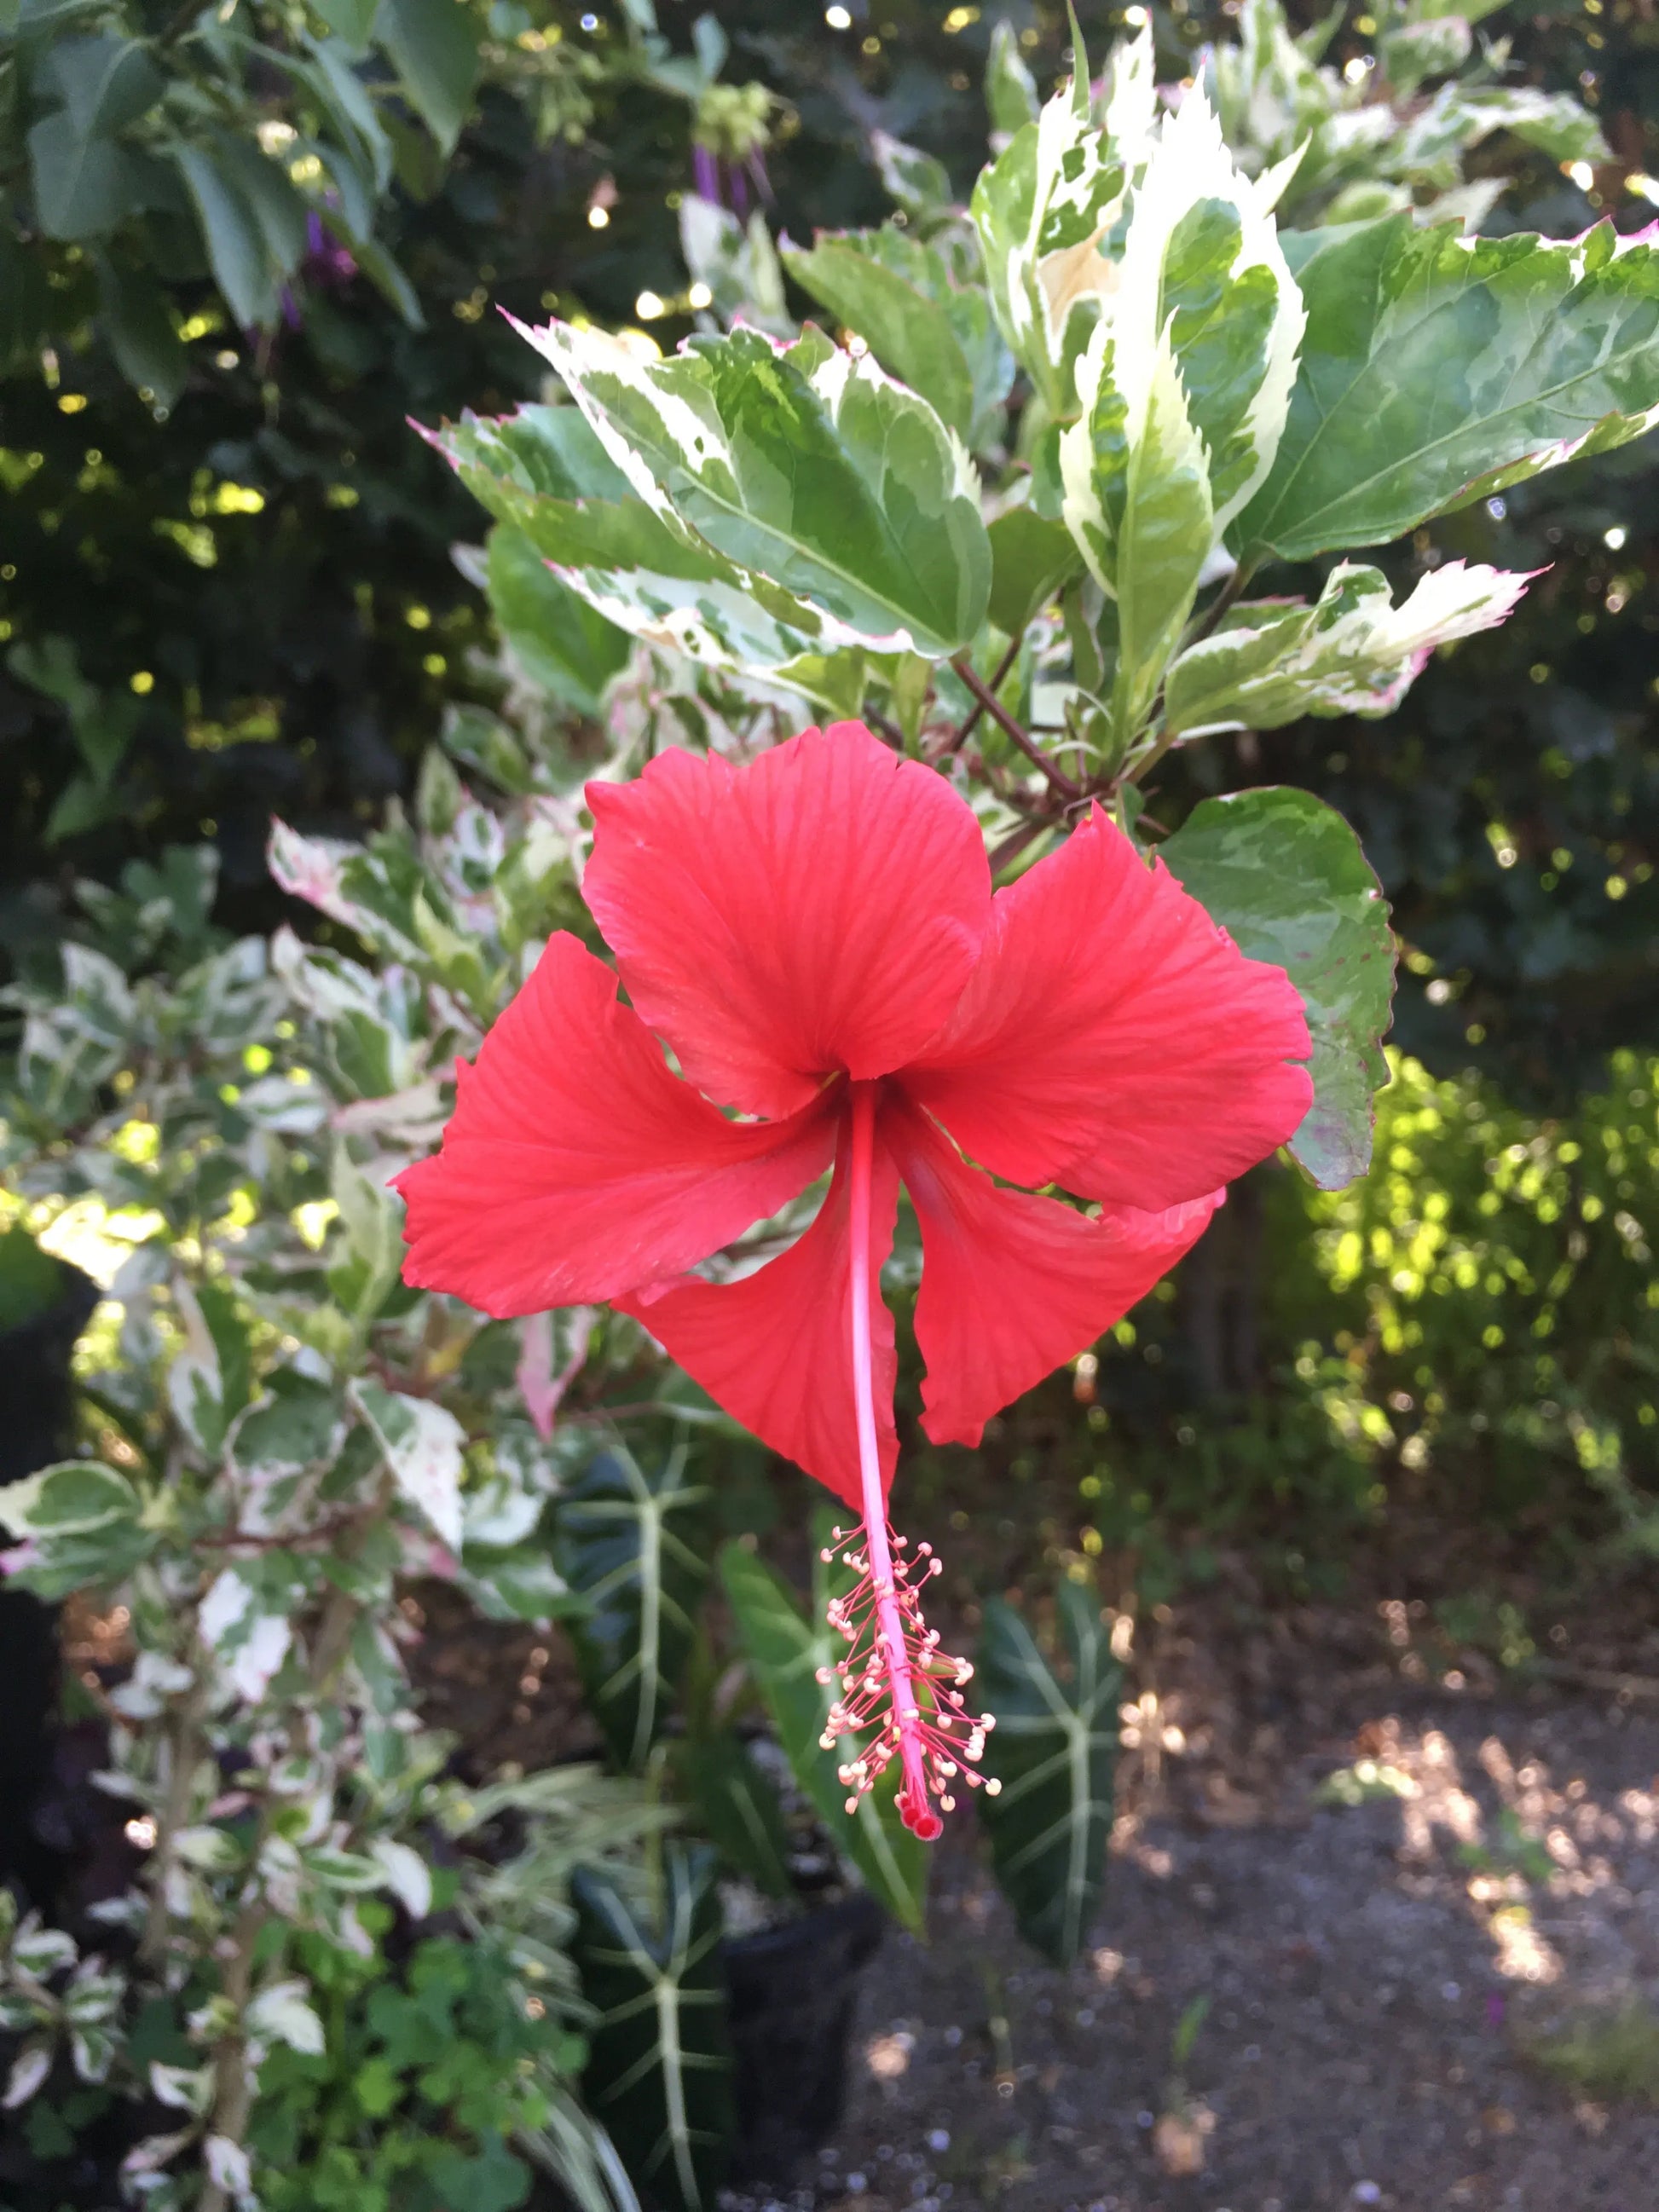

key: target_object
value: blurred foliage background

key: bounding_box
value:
[5,0,1659,1606]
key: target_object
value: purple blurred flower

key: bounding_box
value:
[690,145,772,216]
[279,210,359,331]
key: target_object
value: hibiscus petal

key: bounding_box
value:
[584,721,991,1121]
[394,933,833,1314]
[903,805,1312,1210]
[617,1120,899,1512]
[887,1097,1219,1449]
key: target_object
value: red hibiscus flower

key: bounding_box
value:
[396,720,1312,1837]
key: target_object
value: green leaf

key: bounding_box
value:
[95,256,188,407]
[1159,786,1395,1187]
[486,523,630,715]
[719,1531,929,1936]
[44,771,126,842]
[378,0,483,153]
[523,319,991,657]
[211,139,309,276]
[554,1434,712,1771]
[1237,217,1659,562]
[787,228,1014,454]
[986,17,1040,136]
[41,31,163,133]
[27,113,138,240]
[987,505,1084,637]
[1164,558,1534,737]
[570,1846,734,2212]
[674,1730,794,1900]
[314,0,380,49]
[171,143,278,330]
[291,36,394,193]
[784,232,975,444]
[974,1584,1121,1967]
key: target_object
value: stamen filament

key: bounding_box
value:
[834,1085,997,1839]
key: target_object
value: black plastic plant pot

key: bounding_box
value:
[723,1886,886,2186]
[0,1245,101,1908]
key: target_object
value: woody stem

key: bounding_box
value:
[847,1085,930,1816]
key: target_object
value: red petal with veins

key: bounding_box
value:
[394,933,833,1314]
[902,806,1312,1211]
[584,722,991,1122]
[617,1118,899,1511]
[886,1097,1221,1450]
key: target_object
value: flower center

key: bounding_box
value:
[821,1085,997,1839]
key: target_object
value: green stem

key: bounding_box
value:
[139,1666,211,1970]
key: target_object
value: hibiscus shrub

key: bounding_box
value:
[409,11,1659,1838]
[5,14,1659,2212]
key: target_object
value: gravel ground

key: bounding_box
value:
[407,1557,1659,2212]
[728,1685,1659,2212]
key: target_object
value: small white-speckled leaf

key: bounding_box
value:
[349,1378,465,1552]
[198,1569,294,1703]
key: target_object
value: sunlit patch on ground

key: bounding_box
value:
[717,1679,1659,2212]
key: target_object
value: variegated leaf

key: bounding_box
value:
[1062,320,1214,747]
[985,15,1039,138]
[244,1979,325,2055]
[719,1524,930,1937]
[0,1461,137,1542]
[1398,82,1608,177]
[1165,557,1535,735]
[570,1846,733,2212]
[198,1568,295,1703]
[348,1378,465,1553]
[511,318,989,657]
[433,404,839,690]
[1112,83,1304,535]
[3,2041,54,2109]
[554,1433,710,1772]
[975,1585,1121,1967]
[679,195,791,336]
[1238,217,1659,561]
[974,24,1158,403]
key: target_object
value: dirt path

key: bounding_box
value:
[729,1687,1659,2212]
